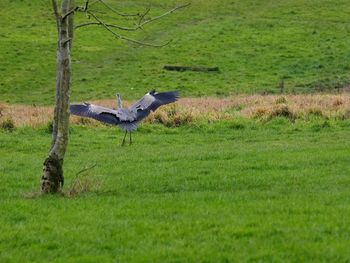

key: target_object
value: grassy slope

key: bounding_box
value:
[1,0,350,105]
[1,120,350,261]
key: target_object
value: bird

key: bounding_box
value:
[70,90,179,145]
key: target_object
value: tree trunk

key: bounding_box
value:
[41,0,74,193]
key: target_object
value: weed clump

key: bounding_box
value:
[0,105,4,118]
[76,117,95,126]
[252,105,295,121]
[307,107,324,118]
[148,105,194,127]
[45,120,53,133]
[151,111,168,125]
[170,112,193,127]
[275,96,287,104]
[338,110,350,120]
[229,122,245,130]
[270,104,295,120]
[0,118,15,132]
[252,107,270,118]
[67,164,101,197]
[311,120,331,132]
[67,175,100,197]
[332,98,343,107]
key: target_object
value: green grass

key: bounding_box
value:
[1,119,350,261]
[1,0,350,261]
[1,0,350,105]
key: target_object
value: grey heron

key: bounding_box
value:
[70,90,179,145]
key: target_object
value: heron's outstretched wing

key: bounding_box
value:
[70,103,121,125]
[129,90,179,120]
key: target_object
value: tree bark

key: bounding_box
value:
[41,0,74,193]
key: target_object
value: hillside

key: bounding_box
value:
[1,0,350,104]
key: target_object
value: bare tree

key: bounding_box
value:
[41,0,189,193]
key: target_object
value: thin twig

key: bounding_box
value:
[95,0,141,17]
[51,0,60,34]
[84,0,90,11]
[88,0,99,5]
[87,11,171,47]
[74,163,97,178]
[75,22,136,31]
[76,3,190,32]
[137,3,190,28]
[138,8,151,25]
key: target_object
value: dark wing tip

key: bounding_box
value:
[173,90,180,100]
[147,90,180,112]
[70,103,91,117]
[158,90,180,102]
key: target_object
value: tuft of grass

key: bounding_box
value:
[67,174,102,198]
[0,118,15,132]
[45,119,53,134]
[147,104,194,127]
[269,104,295,121]
[251,107,270,119]
[75,117,96,126]
[66,164,101,197]
[0,105,4,118]
[275,96,287,104]
[332,98,343,107]
[343,110,350,120]
[307,107,325,118]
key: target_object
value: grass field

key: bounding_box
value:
[1,0,350,261]
[1,0,350,104]
[0,120,350,262]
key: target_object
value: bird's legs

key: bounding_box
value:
[129,132,132,145]
[121,130,127,146]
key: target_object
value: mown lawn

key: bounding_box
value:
[1,0,350,104]
[1,119,350,262]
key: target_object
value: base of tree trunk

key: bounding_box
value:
[41,155,64,193]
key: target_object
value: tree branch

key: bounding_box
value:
[62,7,79,20]
[74,164,97,178]
[76,3,190,32]
[52,0,59,16]
[83,0,90,11]
[51,0,60,32]
[86,11,171,47]
[93,0,141,17]
[137,8,150,25]
[75,21,137,31]
[137,3,190,29]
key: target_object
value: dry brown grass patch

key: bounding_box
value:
[1,93,349,127]
[146,104,194,127]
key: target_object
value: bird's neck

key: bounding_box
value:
[117,97,122,108]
